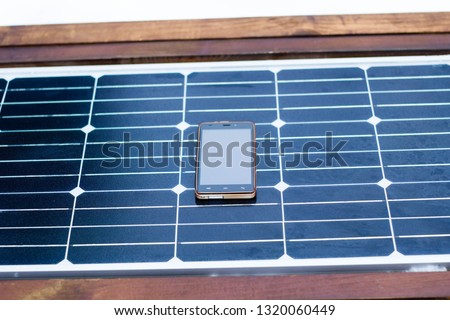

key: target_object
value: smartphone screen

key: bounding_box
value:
[195,121,256,199]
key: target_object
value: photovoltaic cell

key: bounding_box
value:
[0,57,449,276]
[0,76,94,265]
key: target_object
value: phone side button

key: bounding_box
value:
[208,195,224,199]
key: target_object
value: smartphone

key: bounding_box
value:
[195,121,256,200]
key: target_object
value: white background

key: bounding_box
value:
[1,300,449,319]
[1,0,450,26]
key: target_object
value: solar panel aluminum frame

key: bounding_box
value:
[0,55,450,278]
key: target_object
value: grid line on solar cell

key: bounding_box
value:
[273,71,288,256]
[64,77,99,261]
[365,69,398,252]
[172,74,188,259]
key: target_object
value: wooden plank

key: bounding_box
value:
[1,12,450,47]
[0,272,449,299]
[1,34,450,66]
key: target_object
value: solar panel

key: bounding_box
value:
[0,56,449,277]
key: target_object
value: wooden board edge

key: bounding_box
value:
[0,271,449,299]
[1,12,450,47]
[1,34,450,67]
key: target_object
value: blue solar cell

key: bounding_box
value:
[396,237,450,255]
[393,217,450,254]
[0,228,68,246]
[178,223,283,243]
[378,119,450,134]
[384,166,450,182]
[179,187,280,207]
[394,217,450,236]
[0,145,83,160]
[91,113,183,128]
[283,151,380,169]
[179,202,281,224]
[188,70,274,83]
[390,199,450,218]
[0,226,69,265]
[284,201,389,221]
[0,131,84,145]
[0,193,73,210]
[0,247,66,265]
[0,209,71,228]
[0,78,6,94]
[1,101,91,117]
[85,137,178,156]
[68,244,175,264]
[374,105,450,120]
[187,96,276,111]
[186,71,276,126]
[367,64,450,78]
[187,82,274,97]
[0,176,78,193]
[96,86,183,100]
[281,121,374,137]
[70,225,175,246]
[257,171,281,187]
[286,219,392,240]
[74,207,176,226]
[379,135,450,149]
[387,182,450,199]
[257,152,280,169]
[0,160,79,176]
[177,241,283,261]
[82,158,179,175]
[371,91,450,107]
[88,127,181,143]
[278,79,367,95]
[8,76,94,89]
[370,77,450,91]
[256,123,278,137]
[178,187,283,262]
[287,238,394,259]
[280,103,371,123]
[75,190,177,208]
[283,168,382,185]
[93,99,182,113]
[80,174,179,191]
[404,150,443,170]
[6,88,93,103]
[98,73,183,86]
[0,115,88,130]
[283,185,385,203]
[283,136,378,152]
[279,92,370,110]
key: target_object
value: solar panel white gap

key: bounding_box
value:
[64,77,98,261]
